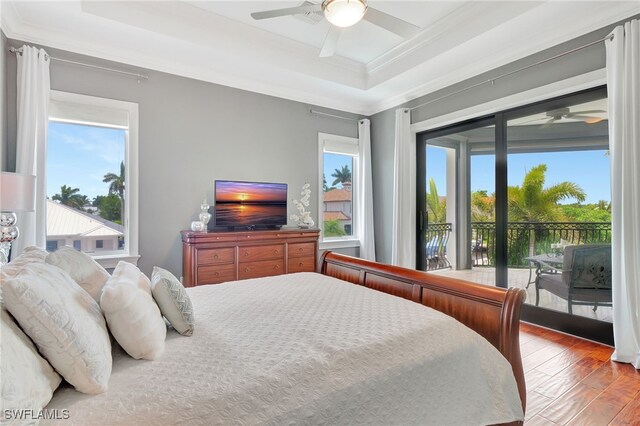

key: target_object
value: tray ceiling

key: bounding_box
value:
[1,1,638,115]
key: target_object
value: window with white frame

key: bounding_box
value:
[47,91,139,267]
[318,133,360,246]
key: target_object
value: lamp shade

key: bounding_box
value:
[323,0,367,28]
[0,172,36,212]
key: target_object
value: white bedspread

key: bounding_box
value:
[45,272,524,425]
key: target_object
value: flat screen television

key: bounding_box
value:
[214,180,288,229]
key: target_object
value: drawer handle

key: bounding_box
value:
[214,271,219,276]
[244,252,250,257]
[274,265,280,270]
[298,262,304,267]
[244,267,250,272]
[298,247,304,252]
[274,249,280,254]
[214,254,219,259]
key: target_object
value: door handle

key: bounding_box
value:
[419,210,425,231]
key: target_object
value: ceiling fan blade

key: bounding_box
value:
[363,7,420,39]
[251,4,322,20]
[541,118,556,129]
[565,109,606,117]
[320,26,341,58]
[571,115,605,124]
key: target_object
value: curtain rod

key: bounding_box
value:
[8,46,149,81]
[310,109,359,122]
[409,34,614,112]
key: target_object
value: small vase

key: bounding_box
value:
[190,221,205,232]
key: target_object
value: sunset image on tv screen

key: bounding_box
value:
[215,181,287,226]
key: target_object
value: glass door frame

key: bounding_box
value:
[416,85,613,344]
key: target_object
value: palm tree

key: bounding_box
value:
[426,178,447,223]
[508,164,586,255]
[103,161,125,221]
[331,165,352,187]
[52,185,86,210]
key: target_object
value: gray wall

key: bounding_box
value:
[369,15,638,265]
[3,40,360,276]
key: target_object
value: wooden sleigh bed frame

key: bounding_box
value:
[319,251,527,417]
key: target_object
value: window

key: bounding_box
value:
[47,91,139,268]
[318,133,360,248]
[46,240,58,252]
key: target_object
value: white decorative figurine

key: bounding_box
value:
[290,183,315,228]
[199,198,211,227]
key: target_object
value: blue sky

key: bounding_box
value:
[324,153,352,188]
[426,146,611,204]
[47,122,125,200]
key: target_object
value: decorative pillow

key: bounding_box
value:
[0,246,48,280]
[1,308,62,417]
[151,267,195,336]
[46,246,110,302]
[2,263,112,394]
[100,262,166,360]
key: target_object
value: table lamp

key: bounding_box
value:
[1,172,36,265]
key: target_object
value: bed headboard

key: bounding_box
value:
[319,251,527,415]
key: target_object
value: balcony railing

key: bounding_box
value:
[472,222,611,268]
[424,222,611,270]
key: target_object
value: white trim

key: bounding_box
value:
[319,238,361,251]
[410,69,607,135]
[48,90,139,263]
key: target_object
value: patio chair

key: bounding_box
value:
[535,244,612,314]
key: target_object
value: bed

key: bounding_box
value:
[43,252,526,425]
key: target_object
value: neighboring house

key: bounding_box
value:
[46,200,123,253]
[323,182,352,234]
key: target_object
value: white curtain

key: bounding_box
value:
[606,19,640,369]
[357,119,375,261]
[391,109,415,268]
[13,45,50,256]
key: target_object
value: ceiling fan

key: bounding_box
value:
[250,0,421,58]
[540,107,606,128]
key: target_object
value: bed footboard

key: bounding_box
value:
[319,251,527,414]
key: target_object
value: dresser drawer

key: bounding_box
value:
[238,259,284,280]
[288,256,316,273]
[197,248,235,265]
[197,264,236,284]
[239,244,284,262]
[288,242,315,259]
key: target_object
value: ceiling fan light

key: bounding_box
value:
[323,0,367,28]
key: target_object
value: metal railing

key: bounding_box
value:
[471,222,611,268]
[424,223,452,270]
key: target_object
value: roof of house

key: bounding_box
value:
[47,200,123,238]
[323,188,352,202]
[324,211,351,222]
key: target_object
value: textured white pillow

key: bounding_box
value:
[101,262,166,360]
[46,246,110,302]
[1,308,62,416]
[151,267,195,336]
[0,246,48,280]
[2,263,112,394]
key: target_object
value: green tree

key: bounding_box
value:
[96,194,122,223]
[323,173,335,192]
[52,185,87,210]
[426,178,447,223]
[508,164,586,222]
[103,161,125,222]
[471,190,495,222]
[331,165,351,187]
[323,220,346,237]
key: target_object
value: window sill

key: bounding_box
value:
[93,254,140,269]
[320,238,360,250]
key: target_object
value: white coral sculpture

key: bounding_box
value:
[290,183,314,227]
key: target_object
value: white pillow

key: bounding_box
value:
[1,308,62,416]
[151,267,195,336]
[100,262,166,360]
[2,263,112,394]
[0,246,48,280]
[46,246,110,302]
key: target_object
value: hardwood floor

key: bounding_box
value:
[521,323,640,425]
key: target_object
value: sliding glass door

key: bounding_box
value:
[417,86,612,343]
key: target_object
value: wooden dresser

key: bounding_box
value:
[181,228,320,287]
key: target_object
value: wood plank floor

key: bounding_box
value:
[521,323,640,425]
